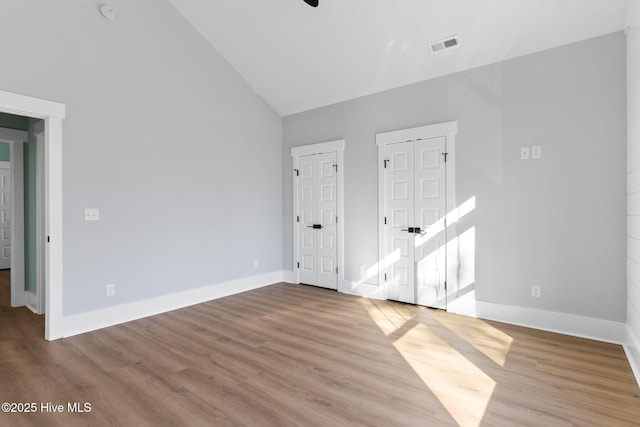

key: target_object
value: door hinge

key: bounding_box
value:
[47,236,50,243]
[384,159,389,169]
[384,273,387,281]
[297,262,300,269]
[333,164,338,172]
[297,216,299,223]
[444,280,447,291]
[336,267,338,274]
[384,217,387,225]
[336,216,338,223]
[442,152,449,163]
[294,169,299,177]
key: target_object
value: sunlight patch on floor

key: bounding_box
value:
[359,298,412,336]
[393,323,495,427]
[432,311,513,366]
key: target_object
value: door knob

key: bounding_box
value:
[401,227,424,234]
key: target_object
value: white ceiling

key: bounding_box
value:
[167,0,630,116]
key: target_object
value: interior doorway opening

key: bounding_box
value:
[0,118,46,316]
[0,90,66,340]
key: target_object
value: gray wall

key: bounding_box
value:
[284,32,627,322]
[627,3,640,372]
[0,0,282,315]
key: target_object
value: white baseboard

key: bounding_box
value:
[61,270,284,338]
[476,301,626,344]
[625,325,640,387]
[25,291,39,314]
[282,272,386,300]
[11,289,25,308]
[338,279,385,299]
[282,270,297,284]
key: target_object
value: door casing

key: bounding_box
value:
[0,90,66,340]
[291,140,344,290]
[377,121,458,307]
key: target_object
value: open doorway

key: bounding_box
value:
[0,89,65,340]
[0,117,45,316]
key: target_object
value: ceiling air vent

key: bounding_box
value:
[430,36,460,53]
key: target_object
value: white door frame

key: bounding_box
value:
[0,90,66,341]
[0,128,27,310]
[376,121,457,303]
[35,120,46,314]
[291,140,345,290]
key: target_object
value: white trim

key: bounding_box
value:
[62,270,284,338]
[291,139,345,289]
[376,121,458,303]
[25,290,39,314]
[476,301,626,344]
[0,89,66,341]
[337,279,386,300]
[291,139,345,157]
[282,270,297,284]
[10,143,25,309]
[0,128,27,309]
[0,90,65,119]
[35,128,45,314]
[376,121,458,146]
[625,325,640,387]
[0,128,28,144]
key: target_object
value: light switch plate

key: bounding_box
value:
[520,147,530,160]
[84,208,100,221]
[531,146,542,159]
[105,284,115,297]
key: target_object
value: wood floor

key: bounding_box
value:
[1,273,639,426]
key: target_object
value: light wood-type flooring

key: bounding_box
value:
[1,270,639,426]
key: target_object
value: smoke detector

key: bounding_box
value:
[430,36,460,53]
[100,4,116,21]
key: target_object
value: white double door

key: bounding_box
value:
[384,137,446,308]
[297,152,338,289]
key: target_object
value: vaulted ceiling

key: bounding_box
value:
[167,0,629,116]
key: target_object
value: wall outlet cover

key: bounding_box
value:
[84,208,100,221]
[520,147,531,160]
[531,285,541,298]
[531,146,542,159]
[105,284,115,297]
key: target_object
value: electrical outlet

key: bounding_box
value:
[531,285,541,298]
[520,147,530,160]
[531,146,542,159]
[253,259,259,268]
[105,284,115,297]
[84,208,100,221]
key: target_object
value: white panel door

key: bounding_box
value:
[298,155,317,286]
[0,164,11,270]
[415,137,446,308]
[384,142,415,302]
[297,152,338,289]
[383,137,446,307]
